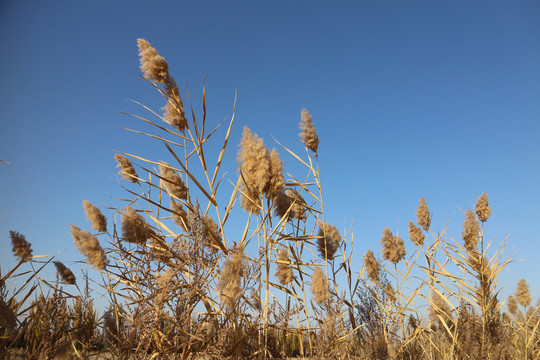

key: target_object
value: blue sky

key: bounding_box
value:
[1,1,539,308]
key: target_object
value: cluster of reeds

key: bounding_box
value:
[2,39,539,360]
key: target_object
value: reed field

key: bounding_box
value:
[1,39,539,360]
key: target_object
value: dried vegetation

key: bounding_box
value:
[1,39,539,360]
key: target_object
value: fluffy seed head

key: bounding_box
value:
[475,193,491,222]
[507,295,518,315]
[137,39,170,84]
[275,249,294,285]
[159,162,188,200]
[317,222,341,260]
[121,206,149,245]
[416,197,431,231]
[170,200,189,232]
[364,250,380,282]
[238,127,270,194]
[515,278,531,308]
[71,225,107,270]
[275,189,307,220]
[408,221,424,246]
[299,109,319,153]
[53,261,76,285]
[380,228,406,265]
[10,230,33,262]
[310,267,329,304]
[239,185,261,214]
[218,244,246,309]
[201,215,221,251]
[83,200,107,232]
[385,283,396,303]
[237,127,272,212]
[462,209,480,252]
[162,80,187,132]
[114,154,139,183]
[266,149,284,200]
[468,253,491,279]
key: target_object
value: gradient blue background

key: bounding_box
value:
[1,1,539,310]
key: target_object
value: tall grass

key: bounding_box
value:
[1,39,540,359]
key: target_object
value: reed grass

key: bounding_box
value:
[1,39,539,359]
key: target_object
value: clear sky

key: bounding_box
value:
[1,1,539,307]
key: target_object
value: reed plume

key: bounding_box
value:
[70,225,106,270]
[266,149,284,200]
[201,215,221,250]
[507,295,518,315]
[114,154,139,183]
[137,39,186,131]
[364,249,380,282]
[156,268,175,304]
[299,108,319,153]
[275,188,307,220]
[137,38,170,84]
[311,267,329,304]
[385,283,396,303]
[121,206,149,245]
[416,197,431,231]
[162,79,187,132]
[515,278,531,308]
[159,161,188,200]
[237,127,270,212]
[170,200,189,232]
[53,261,76,285]
[10,230,33,262]
[275,249,294,285]
[218,244,246,309]
[317,221,341,260]
[83,200,107,232]
[380,227,406,265]
[475,193,491,222]
[462,209,479,252]
[408,221,424,246]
